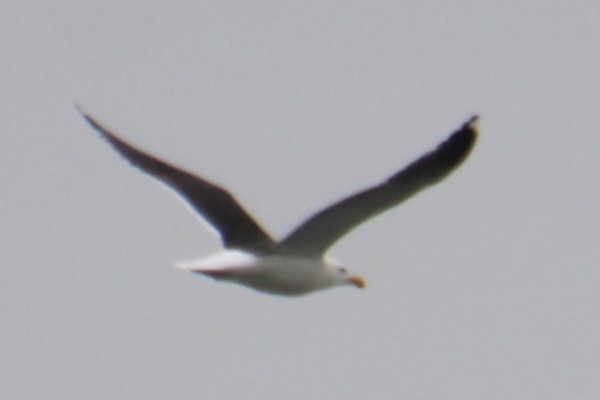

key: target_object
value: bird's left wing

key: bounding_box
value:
[274,117,478,258]
[77,107,276,253]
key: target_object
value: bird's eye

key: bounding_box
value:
[339,268,347,274]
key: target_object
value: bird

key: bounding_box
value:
[77,106,477,296]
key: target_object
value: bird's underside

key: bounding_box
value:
[78,105,478,296]
[177,252,350,296]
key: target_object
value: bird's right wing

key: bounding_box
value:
[77,107,276,253]
[275,117,478,258]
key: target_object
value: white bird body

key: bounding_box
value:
[176,250,358,296]
[78,105,477,297]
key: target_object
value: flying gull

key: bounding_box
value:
[78,107,477,296]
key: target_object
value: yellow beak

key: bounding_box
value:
[348,275,366,288]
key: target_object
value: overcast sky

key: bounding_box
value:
[3,1,600,399]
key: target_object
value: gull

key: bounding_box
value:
[78,107,477,296]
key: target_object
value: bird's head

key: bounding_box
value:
[325,258,366,289]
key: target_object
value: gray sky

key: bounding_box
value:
[3,1,599,399]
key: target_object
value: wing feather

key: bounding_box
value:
[275,117,478,257]
[77,107,275,253]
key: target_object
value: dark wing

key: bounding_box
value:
[274,117,478,257]
[77,106,275,253]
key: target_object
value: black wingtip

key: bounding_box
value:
[467,114,479,125]
[463,115,479,133]
[75,105,117,144]
[74,103,97,128]
[422,115,478,176]
[73,103,94,125]
[73,102,84,114]
[450,115,479,152]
